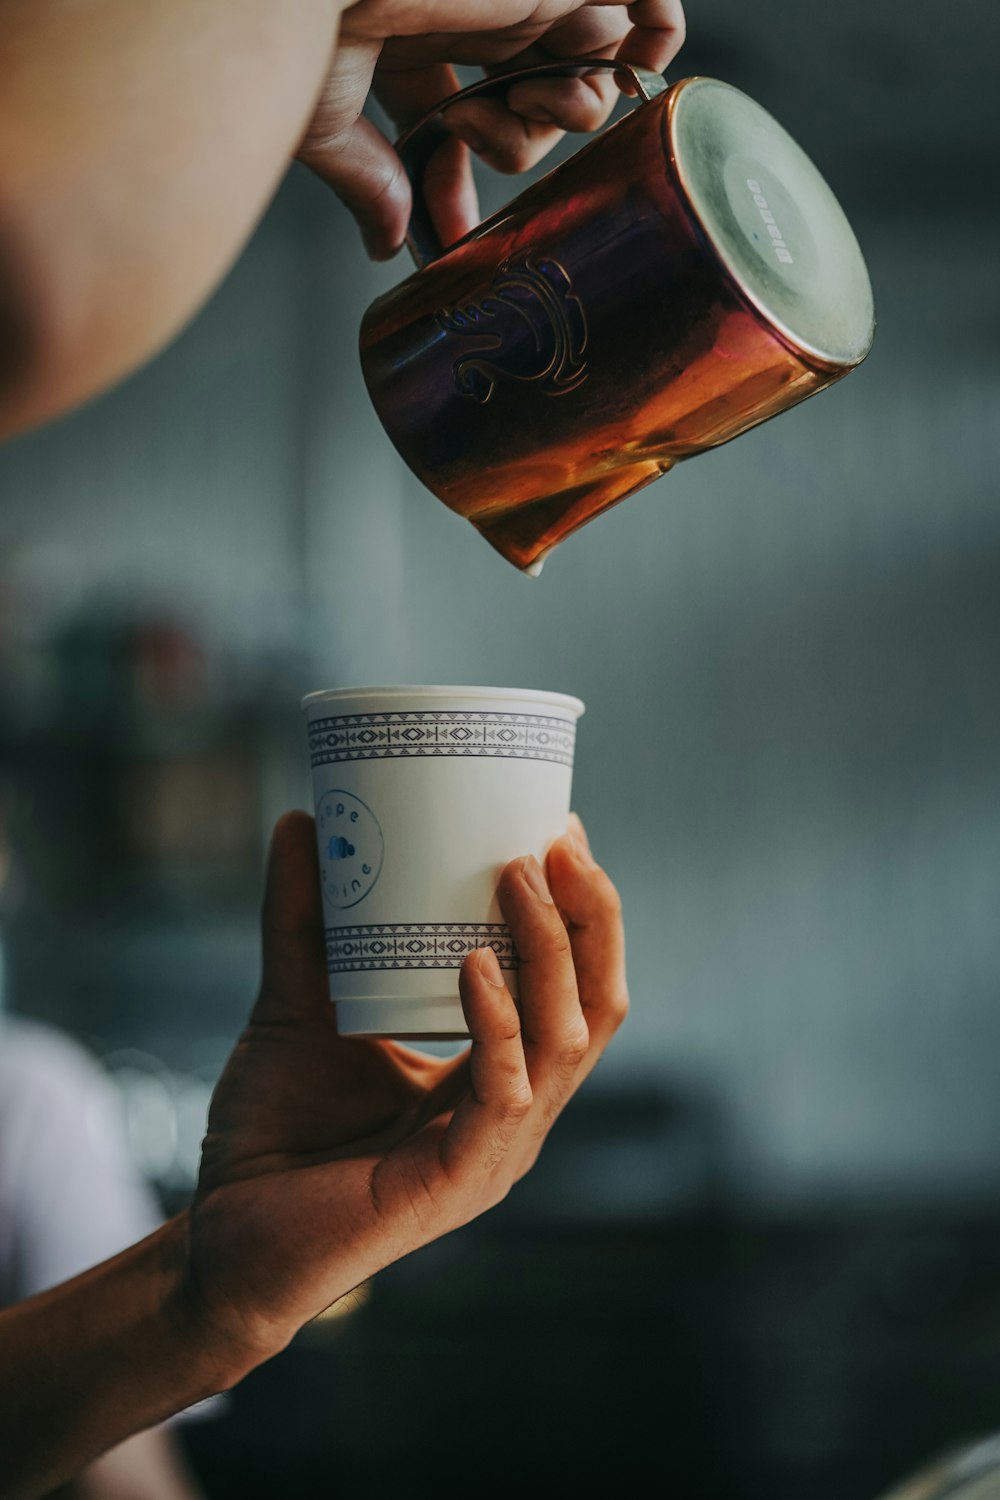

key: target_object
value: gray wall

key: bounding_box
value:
[2,1,998,1204]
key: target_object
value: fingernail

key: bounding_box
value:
[477,945,505,987]
[521,855,554,904]
[568,811,597,867]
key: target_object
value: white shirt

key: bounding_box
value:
[0,1019,160,1306]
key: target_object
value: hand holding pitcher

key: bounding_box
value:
[359,61,875,571]
[298,0,688,258]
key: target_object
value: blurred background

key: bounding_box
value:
[1,1,999,1496]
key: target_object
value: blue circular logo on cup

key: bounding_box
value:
[316,790,383,910]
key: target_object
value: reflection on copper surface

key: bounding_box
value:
[360,89,848,572]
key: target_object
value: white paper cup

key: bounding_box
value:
[302,685,585,1040]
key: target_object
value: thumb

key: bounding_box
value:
[254,811,330,1022]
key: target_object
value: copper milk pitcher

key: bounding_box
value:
[359,61,875,573]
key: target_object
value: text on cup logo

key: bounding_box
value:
[316,791,384,910]
[746,178,794,265]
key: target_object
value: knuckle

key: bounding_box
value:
[501,1082,534,1119]
[597,875,623,921]
[605,987,630,1030]
[536,903,574,948]
[582,87,615,126]
[478,1131,515,1177]
[480,137,523,174]
[516,924,572,968]
[513,1143,543,1182]
[547,925,574,958]
[537,1091,568,1131]
[487,1173,515,1210]
[559,1020,591,1066]
[492,1022,523,1046]
[502,147,541,174]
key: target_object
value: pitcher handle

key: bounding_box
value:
[395,58,669,267]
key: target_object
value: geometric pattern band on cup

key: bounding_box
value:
[325,922,518,973]
[308,710,576,769]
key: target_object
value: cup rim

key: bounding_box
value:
[301,684,585,717]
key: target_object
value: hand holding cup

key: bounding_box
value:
[182,809,627,1373]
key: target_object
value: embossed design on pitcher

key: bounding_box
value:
[436,255,588,402]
